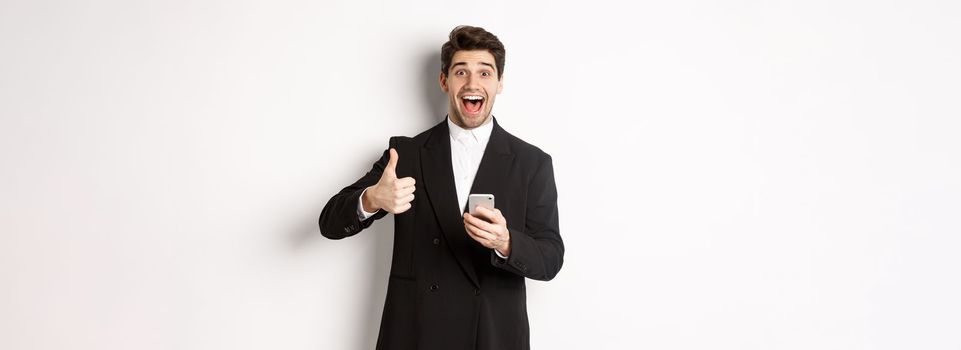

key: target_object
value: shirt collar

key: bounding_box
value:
[447,115,494,144]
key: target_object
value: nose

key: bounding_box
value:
[464,74,480,89]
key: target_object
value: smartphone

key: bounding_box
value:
[467,194,495,216]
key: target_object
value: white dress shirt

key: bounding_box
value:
[447,116,494,215]
[358,116,506,257]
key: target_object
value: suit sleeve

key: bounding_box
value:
[492,154,565,281]
[318,148,391,239]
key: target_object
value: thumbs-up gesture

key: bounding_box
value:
[362,148,416,214]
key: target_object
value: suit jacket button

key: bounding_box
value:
[432,238,440,245]
[474,289,481,296]
[429,284,438,291]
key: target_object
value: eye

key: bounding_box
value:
[481,71,491,77]
[456,70,467,76]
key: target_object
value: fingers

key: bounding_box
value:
[464,212,510,250]
[471,206,491,221]
[394,177,416,189]
[465,222,507,251]
[386,192,415,213]
[384,148,399,176]
[492,208,505,224]
[385,195,413,214]
[394,186,416,198]
[393,177,416,200]
[376,146,415,214]
[465,221,498,242]
[393,202,412,214]
[471,206,505,225]
[463,213,499,235]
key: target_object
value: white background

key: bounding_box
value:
[2,0,960,349]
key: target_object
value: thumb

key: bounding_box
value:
[385,148,399,176]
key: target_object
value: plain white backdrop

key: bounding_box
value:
[2,0,960,349]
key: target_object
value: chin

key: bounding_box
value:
[452,112,488,129]
[464,115,489,128]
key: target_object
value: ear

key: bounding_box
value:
[496,74,504,94]
[439,72,449,92]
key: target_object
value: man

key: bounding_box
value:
[319,25,564,350]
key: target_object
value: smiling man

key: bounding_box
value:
[319,25,564,350]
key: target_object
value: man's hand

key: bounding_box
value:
[464,206,511,256]
[362,148,416,214]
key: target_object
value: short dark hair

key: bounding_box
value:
[441,25,506,80]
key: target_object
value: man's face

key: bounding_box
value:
[440,50,503,129]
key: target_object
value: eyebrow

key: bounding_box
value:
[451,62,496,70]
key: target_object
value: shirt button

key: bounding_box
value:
[432,238,440,245]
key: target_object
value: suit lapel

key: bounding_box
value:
[420,118,515,289]
[421,121,481,288]
[467,119,515,209]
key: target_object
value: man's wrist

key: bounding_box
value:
[495,242,510,257]
[361,185,380,213]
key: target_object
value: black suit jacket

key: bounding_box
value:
[319,118,564,350]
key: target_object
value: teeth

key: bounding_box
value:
[462,95,484,101]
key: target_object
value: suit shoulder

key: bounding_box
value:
[502,128,552,161]
[388,135,415,147]
[389,121,444,148]
[410,126,434,144]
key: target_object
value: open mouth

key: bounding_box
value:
[460,95,485,115]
